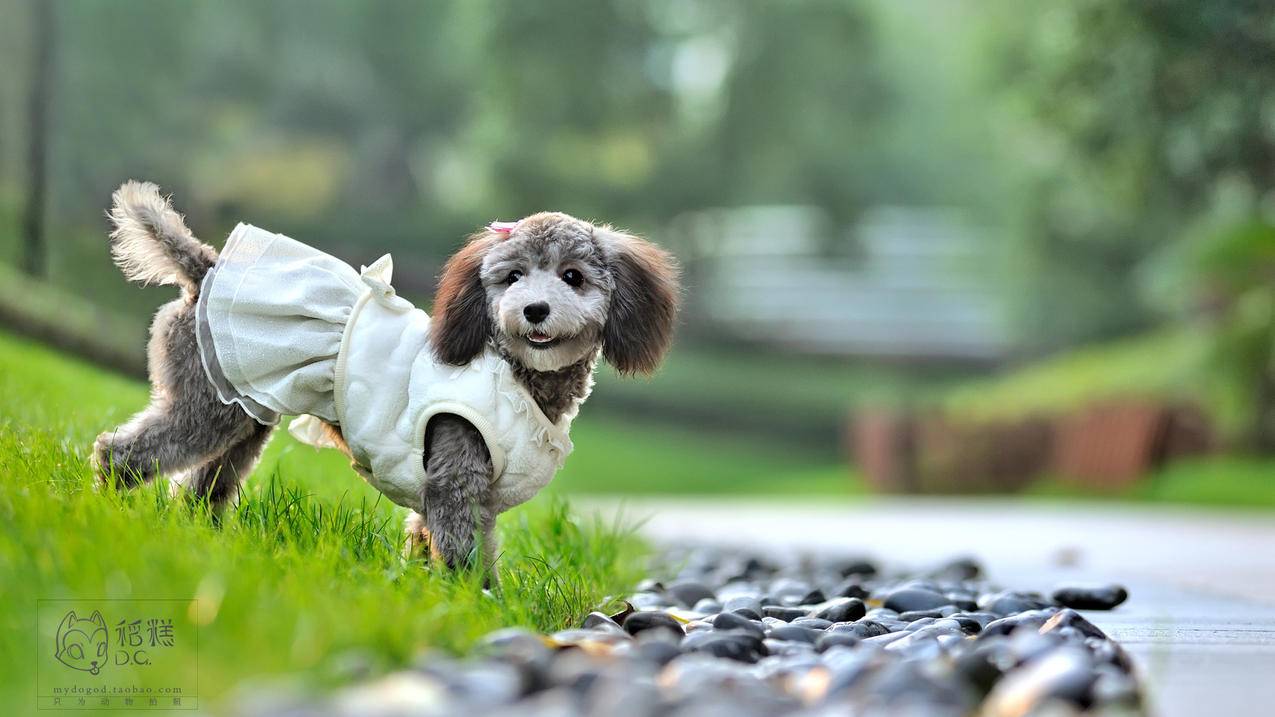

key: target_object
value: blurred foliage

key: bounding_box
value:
[1153,218,1275,450]
[0,0,901,262]
[990,0,1275,349]
[3,0,1275,455]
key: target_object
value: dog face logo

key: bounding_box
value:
[54,610,108,675]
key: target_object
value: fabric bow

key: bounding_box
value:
[359,254,413,312]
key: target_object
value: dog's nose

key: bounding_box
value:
[523,302,551,324]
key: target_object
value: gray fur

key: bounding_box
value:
[97,182,680,582]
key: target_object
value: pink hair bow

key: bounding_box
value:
[488,220,520,233]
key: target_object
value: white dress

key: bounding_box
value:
[195,224,583,513]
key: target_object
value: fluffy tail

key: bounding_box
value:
[107,181,217,294]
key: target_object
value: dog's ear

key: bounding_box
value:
[597,227,680,376]
[431,231,497,365]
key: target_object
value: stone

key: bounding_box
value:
[581,611,625,632]
[761,605,809,622]
[711,610,766,638]
[815,631,861,652]
[1051,584,1129,611]
[767,625,820,644]
[883,587,951,613]
[984,646,1097,716]
[723,596,763,620]
[980,590,1050,616]
[832,578,870,600]
[668,580,716,608]
[623,611,685,637]
[813,597,867,623]
[1039,608,1107,640]
[692,598,724,614]
[833,558,879,577]
[686,632,766,663]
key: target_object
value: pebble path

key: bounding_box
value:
[248,546,1141,717]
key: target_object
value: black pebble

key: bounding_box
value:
[800,589,827,604]
[762,606,809,622]
[622,611,684,637]
[667,581,716,608]
[1052,584,1129,611]
[711,611,765,639]
[832,578,870,600]
[634,640,681,666]
[815,631,861,652]
[834,558,879,577]
[1041,608,1107,639]
[767,625,820,644]
[884,588,951,613]
[898,609,945,622]
[831,620,892,639]
[815,598,867,623]
[688,632,766,663]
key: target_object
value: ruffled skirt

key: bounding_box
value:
[196,223,365,425]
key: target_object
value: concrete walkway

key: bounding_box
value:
[580,498,1275,717]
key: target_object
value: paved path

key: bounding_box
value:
[580,498,1275,717]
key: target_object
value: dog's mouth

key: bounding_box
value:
[525,330,564,349]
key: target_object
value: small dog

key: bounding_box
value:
[93,181,678,573]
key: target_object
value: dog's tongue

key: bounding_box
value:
[529,331,553,343]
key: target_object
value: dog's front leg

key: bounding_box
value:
[413,414,496,577]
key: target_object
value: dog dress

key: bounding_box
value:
[194,223,580,513]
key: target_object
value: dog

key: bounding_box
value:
[93,181,678,574]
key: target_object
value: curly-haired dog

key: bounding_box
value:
[93,181,679,574]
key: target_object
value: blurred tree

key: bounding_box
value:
[1154,218,1275,453]
[994,0,1275,349]
[20,0,54,277]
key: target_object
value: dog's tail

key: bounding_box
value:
[107,180,217,294]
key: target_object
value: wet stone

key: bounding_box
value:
[984,646,1097,715]
[981,590,1050,616]
[623,611,685,637]
[883,587,952,613]
[668,580,716,608]
[1052,583,1129,611]
[711,610,766,639]
[833,558,879,577]
[317,545,1139,717]
[1040,608,1108,640]
[766,625,821,644]
[723,598,762,620]
[581,611,624,632]
[761,605,809,622]
[898,608,945,622]
[685,632,766,663]
[832,578,870,599]
[813,597,866,623]
[815,631,861,652]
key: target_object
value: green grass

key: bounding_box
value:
[1026,458,1275,508]
[0,330,647,710]
[944,330,1209,420]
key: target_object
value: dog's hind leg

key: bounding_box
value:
[179,421,273,507]
[93,300,259,488]
[93,400,256,489]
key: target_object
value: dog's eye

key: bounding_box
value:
[504,270,523,285]
[561,269,584,287]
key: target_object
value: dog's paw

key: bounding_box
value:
[402,511,431,560]
[91,432,118,486]
[91,431,149,488]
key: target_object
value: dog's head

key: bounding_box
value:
[430,212,679,375]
